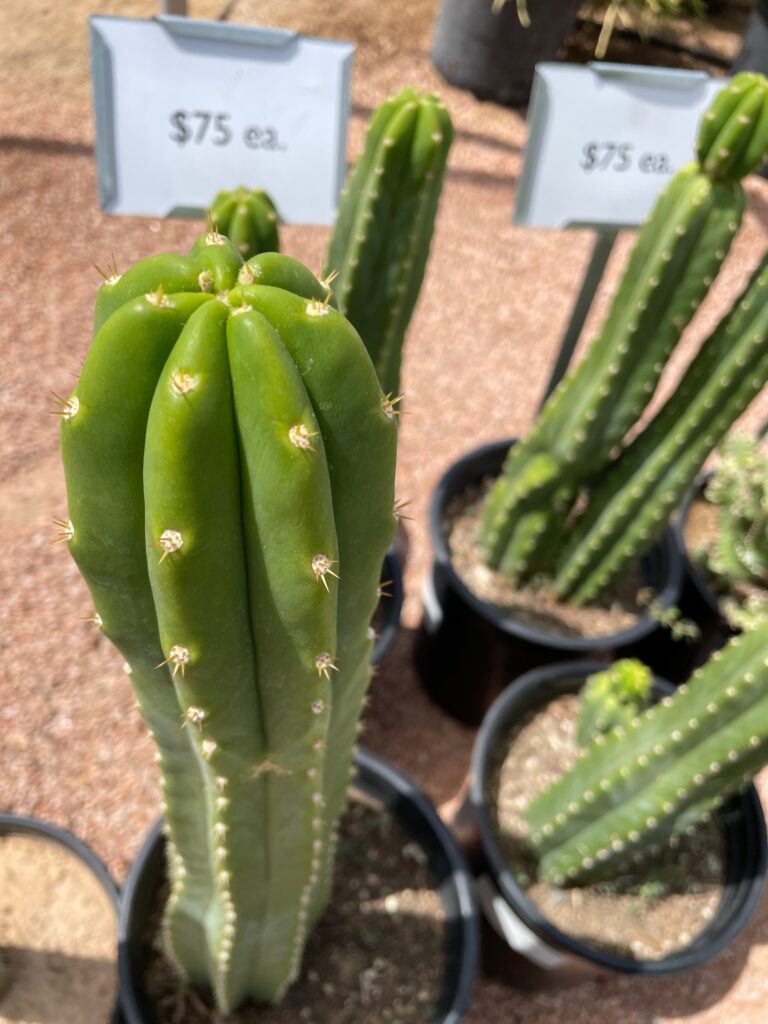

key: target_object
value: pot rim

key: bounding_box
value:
[469,659,768,975]
[429,438,684,651]
[118,747,480,1024]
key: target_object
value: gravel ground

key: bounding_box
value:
[3,1,768,1022]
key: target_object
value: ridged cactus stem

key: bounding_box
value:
[324,87,453,398]
[478,73,768,584]
[61,235,396,1012]
[555,254,768,604]
[525,622,768,885]
[209,187,280,260]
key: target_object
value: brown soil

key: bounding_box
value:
[487,692,726,961]
[0,833,117,1024]
[447,481,642,638]
[145,795,445,1024]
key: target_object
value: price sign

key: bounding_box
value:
[90,15,354,224]
[515,63,723,229]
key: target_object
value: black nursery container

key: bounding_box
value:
[118,748,480,1024]
[0,814,123,1023]
[674,475,734,661]
[464,661,768,988]
[415,440,684,725]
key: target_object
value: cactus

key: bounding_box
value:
[553,252,768,604]
[525,622,768,885]
[59,230,397,1012]
[701,434,768,631]
[576,658,652,748]
[478,72,768,586]
[209,186,280,260]
[324,87,453,398]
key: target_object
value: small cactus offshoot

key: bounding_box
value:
[209,186,280,260]
[525,622,768,885]
[576,658,652,748]
[325,87,453,398]
[60,233,396,1012]
[478,73,768,604]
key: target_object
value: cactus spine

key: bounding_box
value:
[324,87,453,398]
[525,622,768,885]
[478,73,768,589]
[576,658,652,747]
[60,232,397,1011]
[209,187,280,260]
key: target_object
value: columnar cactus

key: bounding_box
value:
[324,87,453,398]
[209,186,280,260]
[525,622,768,885]
[554,253,768,604]
[478,72,768,585]
[576,658,652,747]
[59,231,397,1012]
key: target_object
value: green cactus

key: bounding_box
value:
[59,230,397,1012]
[577,659,652,747]
[700,434,768,631]
[478,72,768,587]
[209,186,280,260]
[525,622,768,885]
[553,253,768,604]
[324,87,453,398]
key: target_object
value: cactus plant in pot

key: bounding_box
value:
[465,636,768,986]
[417,72,768,724]
[58,232,478,1022]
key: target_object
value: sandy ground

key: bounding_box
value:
[3,0,768,1021]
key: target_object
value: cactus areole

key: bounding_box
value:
[60,232,398,1012]
[477,72,768,602]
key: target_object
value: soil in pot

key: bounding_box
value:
[0,832,117,1024]
[485,692,726,961]
[144,796,445,1024]
[447,481,645,639]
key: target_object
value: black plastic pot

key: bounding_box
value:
[372,545,405,666]
[415,439,684,725]
[464,661,767,988]
[118,748,480,1024]
[430,0,582,107]
[0,814,123,1023]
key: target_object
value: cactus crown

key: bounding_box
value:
[477,73,768,609]
[60,233,397,1012]
[525,622,768,886]
[209,186,280,260]
[324,87,453,398]
[576,658,652,748]
[697,73,768,182]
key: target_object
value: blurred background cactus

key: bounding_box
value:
[209,186,280,260]
[59,231,397,1012]
[478,73,768,609]
[576,658,652,747]
[526,623,768,885]
[324,87,453,399]
[700,434,768,631]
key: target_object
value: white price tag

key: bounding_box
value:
[90,15,354,224]
[516,63,724,229]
